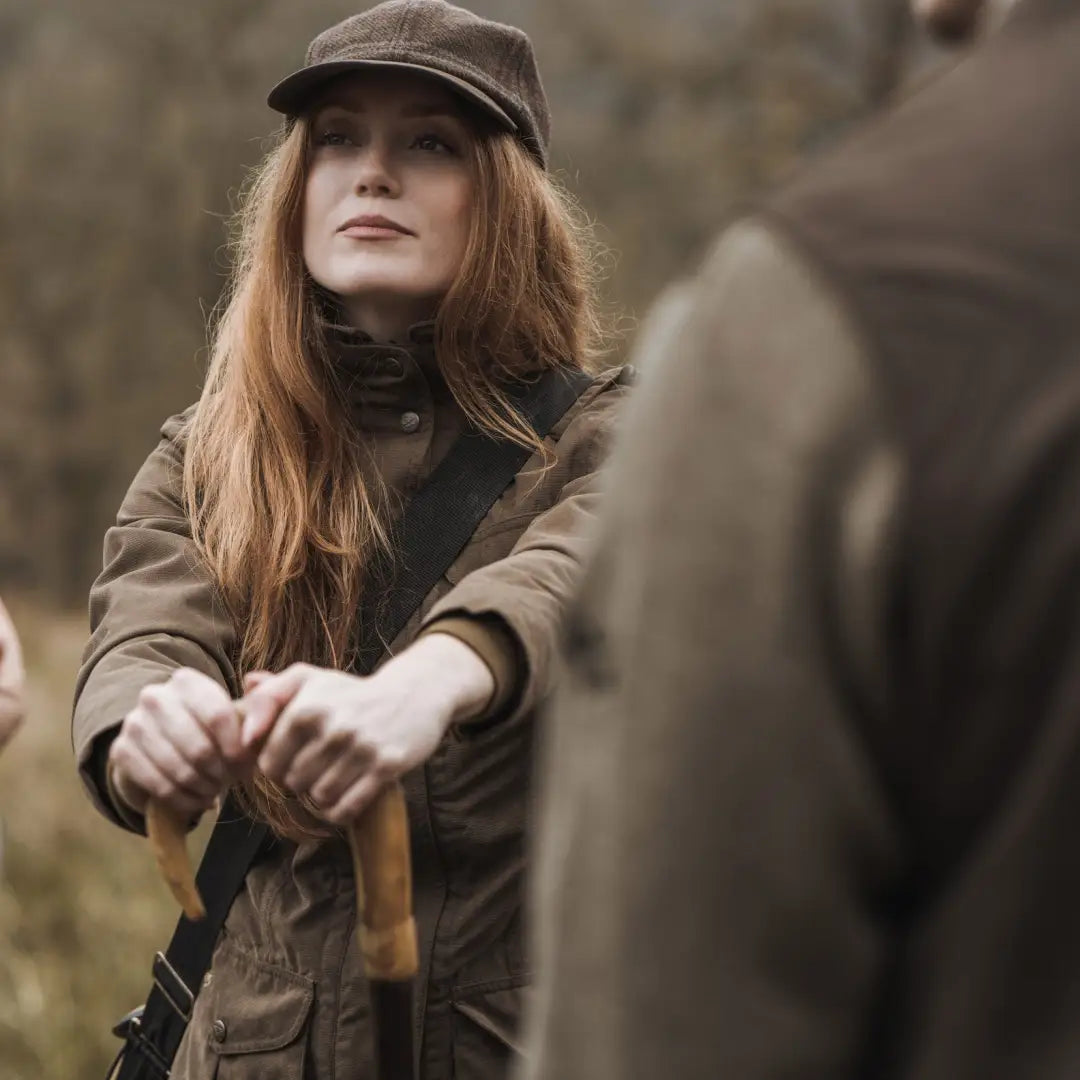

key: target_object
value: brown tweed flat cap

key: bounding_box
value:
[268,0,550,167]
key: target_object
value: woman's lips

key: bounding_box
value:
[340,224,410,239]
[338,214,413,240]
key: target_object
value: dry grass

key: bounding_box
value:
[0,603,209,1080]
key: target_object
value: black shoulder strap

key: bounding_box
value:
[352,366,593,671]
[114,366,593,1078]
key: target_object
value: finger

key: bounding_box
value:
[256,689,328,782]
[169,668,244,765]
[323,771,385,826]
[140,684,228,785]
[307,746,373,809]
[281,737,347,797]
[240,665,312,749]
[110,742,208,818]
[243,670,273,692]
[126,710,220,800]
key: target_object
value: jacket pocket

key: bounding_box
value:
[172,941,314,1080]
[450,974,529,1079]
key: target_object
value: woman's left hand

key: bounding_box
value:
[239,633,494,824]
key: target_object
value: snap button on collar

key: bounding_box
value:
[400,411,421,434]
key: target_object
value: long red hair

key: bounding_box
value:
[182,115,609,837]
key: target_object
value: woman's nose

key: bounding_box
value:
[354,145,400,197]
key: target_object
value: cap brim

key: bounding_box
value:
[267,59,518,133]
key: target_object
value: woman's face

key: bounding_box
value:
[302,71,475,337]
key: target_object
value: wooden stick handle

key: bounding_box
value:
[147,800,206,921]
[348,780,419,981]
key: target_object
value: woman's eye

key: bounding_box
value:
[315,130,351,148]
[412,133,454,154]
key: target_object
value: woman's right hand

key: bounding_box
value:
[108,667,247,819]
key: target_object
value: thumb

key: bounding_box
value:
[239,665,310,749]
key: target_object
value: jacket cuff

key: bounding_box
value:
[419,613,526,723]
[89,726,148,835]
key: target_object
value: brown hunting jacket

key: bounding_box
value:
[72,325,629,1079]
[524,1,1080,1077]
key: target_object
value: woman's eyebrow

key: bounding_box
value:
[313,103,362,118]
[399,104,458,120]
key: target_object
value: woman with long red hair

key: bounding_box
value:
[73,3,626,1076]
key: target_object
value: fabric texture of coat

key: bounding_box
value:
[523,1,1080,1077]
[73,325,629,1079]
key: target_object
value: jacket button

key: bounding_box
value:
[211,1019,228,1043]
[383,357,403,376]
[400,411,421,434]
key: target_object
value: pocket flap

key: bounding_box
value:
[452,979,529,1055]
[203,944,315,1056]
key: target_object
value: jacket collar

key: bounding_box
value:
[321,318,445,419]
[324,319,437,377]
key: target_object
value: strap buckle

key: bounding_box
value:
[108,1003,172,1079]
[152,951,194,1023]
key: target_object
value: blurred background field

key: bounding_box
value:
[0,601,212,1079]
[0,0,945,1075]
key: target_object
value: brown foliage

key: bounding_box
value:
[0,0,920,602]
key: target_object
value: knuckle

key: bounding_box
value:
[137,683,165,709]
[204,705,238,733]
[146,773,172,800]
[174,762,201,789]
[168,667,194,688]
[110,739,133,769]
[123,708,147,737]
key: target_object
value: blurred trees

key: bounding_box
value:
[1,0,928,606]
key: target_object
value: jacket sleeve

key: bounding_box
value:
[521,219,909,1080]
[72,408,239,829]
[420,373,631,724]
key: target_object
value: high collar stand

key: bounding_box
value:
[323,319,448,424]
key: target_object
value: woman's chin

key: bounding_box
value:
[326,270,444,301]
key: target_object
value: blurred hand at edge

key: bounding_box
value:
[0,595,26,751]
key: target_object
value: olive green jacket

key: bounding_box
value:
[73,327,630,1079]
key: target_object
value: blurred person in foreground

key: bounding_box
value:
[0,596,25,751]
[72,1,625,1076]
[523,0,1080,1077]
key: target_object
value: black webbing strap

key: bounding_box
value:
[353,367,594,670]
[112,795,271,1078]
[113,366,592,1078]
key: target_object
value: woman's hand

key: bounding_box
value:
[0,596,26,751]
[240,634,495,825]
[108,667,247,818]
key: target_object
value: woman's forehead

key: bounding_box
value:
[308,71,461,120]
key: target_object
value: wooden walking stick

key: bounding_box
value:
[349,780,418,1080]
[146,800,205,921]
[146,772,418,1079]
